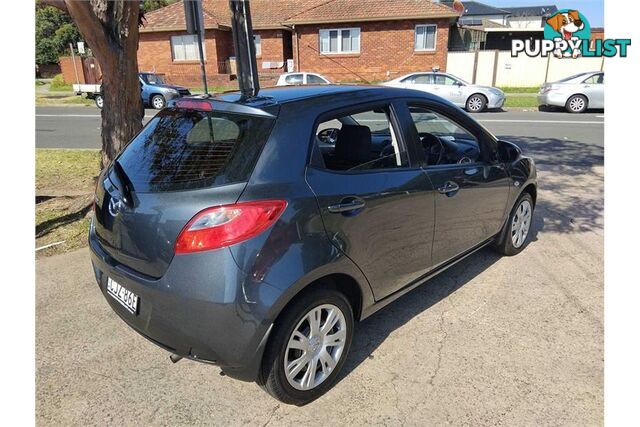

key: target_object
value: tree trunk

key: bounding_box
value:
[42,0,144,169]
[97,50,144,168]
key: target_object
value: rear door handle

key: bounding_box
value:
[438,181,460,196]
[328,197,366,214]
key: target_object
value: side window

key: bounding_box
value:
[408,105,481,166]
[307,74,328,84]
[433,75,457,85]
[285,74,304,85]
[314,106,409,172]
[413,74,434,84]
[583,75,599,84]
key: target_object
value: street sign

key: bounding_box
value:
[77,42,85,54]
[184,0,205,35]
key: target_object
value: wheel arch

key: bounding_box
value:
[521,183,537,207]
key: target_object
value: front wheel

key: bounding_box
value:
[566,94,588,113]
[493,193,534,256]
[151,94,166,110]
[258,288,354,405]
[466,94,487,113]
[94,94,104,109]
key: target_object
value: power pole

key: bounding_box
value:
[184,0,209,94]
[229,0,260,99]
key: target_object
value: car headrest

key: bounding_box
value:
[335,125,372,165]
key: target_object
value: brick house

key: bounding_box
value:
[138,0,459,86]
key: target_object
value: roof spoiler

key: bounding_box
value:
[229,0,260,100]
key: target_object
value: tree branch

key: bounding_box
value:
[39,0,68,13]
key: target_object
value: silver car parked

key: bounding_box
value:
[538,71,604,113]
[382,72,505,113]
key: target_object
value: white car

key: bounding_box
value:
[538,72,604,113]
[382,72,505,113]
[276,72,331,86]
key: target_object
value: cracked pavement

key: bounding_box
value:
[36,116,603,425]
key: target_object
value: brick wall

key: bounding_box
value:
[256,29,292,79]
[137,29,235,88]
[295,19,450,83]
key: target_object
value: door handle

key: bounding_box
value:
[328,197,366,214]
[438,181,460,196]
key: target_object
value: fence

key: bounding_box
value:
[447,50,606,87]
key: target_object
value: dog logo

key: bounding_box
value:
[544,9,591,58]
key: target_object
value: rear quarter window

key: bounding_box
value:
[116,109,275,192]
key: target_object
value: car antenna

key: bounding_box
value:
[229,0,260,100]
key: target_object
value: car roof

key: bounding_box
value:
[213,85,384,105]
[179,85,448,114]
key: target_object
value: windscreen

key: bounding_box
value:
[116,109,275,192]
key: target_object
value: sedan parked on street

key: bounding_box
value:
[538,71,604,113]
[90,85,536,405]
[276,72,331,86]
[382,72,505,112]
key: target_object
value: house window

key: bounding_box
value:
[415,25,437,51]
[171,35,205,61]
[254,35,261,56]
[319,28,361,54]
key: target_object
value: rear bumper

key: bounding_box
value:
[89,231,282,381]
[537,91,568,107]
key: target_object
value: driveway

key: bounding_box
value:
[36,121,603,425]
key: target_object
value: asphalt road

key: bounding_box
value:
[36,106,605,149]
[36,105,604,424]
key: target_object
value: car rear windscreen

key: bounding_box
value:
[116,109,275,192]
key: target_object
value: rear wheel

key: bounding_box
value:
[466,94,487,113]
[151,94,166,110]
[258,288,354,405]
[94,94,104,109]
[493,193,534,256]
[566,94,588,113]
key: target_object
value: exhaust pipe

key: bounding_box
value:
[169,354,183,364]
[229,0,260,99]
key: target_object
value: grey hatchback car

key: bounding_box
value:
[90,85,537,405]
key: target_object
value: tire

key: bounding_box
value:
[493,192,534,256]
[94,94,104,109]
[565,94,588,113]
[466,94,487,113]
[151,94,166,110]
[258,288,354,405]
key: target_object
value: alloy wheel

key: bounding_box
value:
[152,96,165,109]
[284,304,347,391]
[511,199,532,248]
[468,96,484,112]
[569,96,586,112]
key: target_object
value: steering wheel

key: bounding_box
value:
[317,128,339,145]
[421,134,445,166]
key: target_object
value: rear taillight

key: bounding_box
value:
[174,99,213,111]
[175,200,287,254]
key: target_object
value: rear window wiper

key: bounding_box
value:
[113,160,135,206]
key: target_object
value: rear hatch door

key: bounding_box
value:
[94,104,276,278]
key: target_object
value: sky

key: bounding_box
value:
[480,0,604,27]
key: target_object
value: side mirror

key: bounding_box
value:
[497,140,521,163]
[455,81,464,87]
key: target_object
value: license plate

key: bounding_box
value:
[106,277,139,314]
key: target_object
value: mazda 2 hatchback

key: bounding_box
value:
[90,85,537,405]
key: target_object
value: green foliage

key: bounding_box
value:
[49,74,72,91]
[35,4,81,65]
[143,0,177,12]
